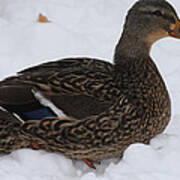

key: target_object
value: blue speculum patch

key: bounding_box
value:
[1,101,57,121]
[22,107,56,120]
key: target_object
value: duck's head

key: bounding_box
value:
[116,0,180,59]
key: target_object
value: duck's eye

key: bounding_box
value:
[153,10,163,17]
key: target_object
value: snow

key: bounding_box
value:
[0,0,180,179]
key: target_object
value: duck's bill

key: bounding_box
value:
[168,19,180,39]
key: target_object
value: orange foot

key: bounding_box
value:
[81,158,96,169]
[30,141,42,150]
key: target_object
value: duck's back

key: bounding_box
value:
[0,58,118,121]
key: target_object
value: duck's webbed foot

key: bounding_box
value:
[81,158,101,169]
[29,141,42,150]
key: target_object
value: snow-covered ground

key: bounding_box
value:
[0,0,180,179]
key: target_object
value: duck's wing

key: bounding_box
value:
[21,94,137,161]
[0,58,119,121]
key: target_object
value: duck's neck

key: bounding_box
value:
[114,30,151,64]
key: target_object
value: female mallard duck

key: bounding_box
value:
[0,0,180,168]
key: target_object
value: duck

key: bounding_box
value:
[0,0,179,169]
